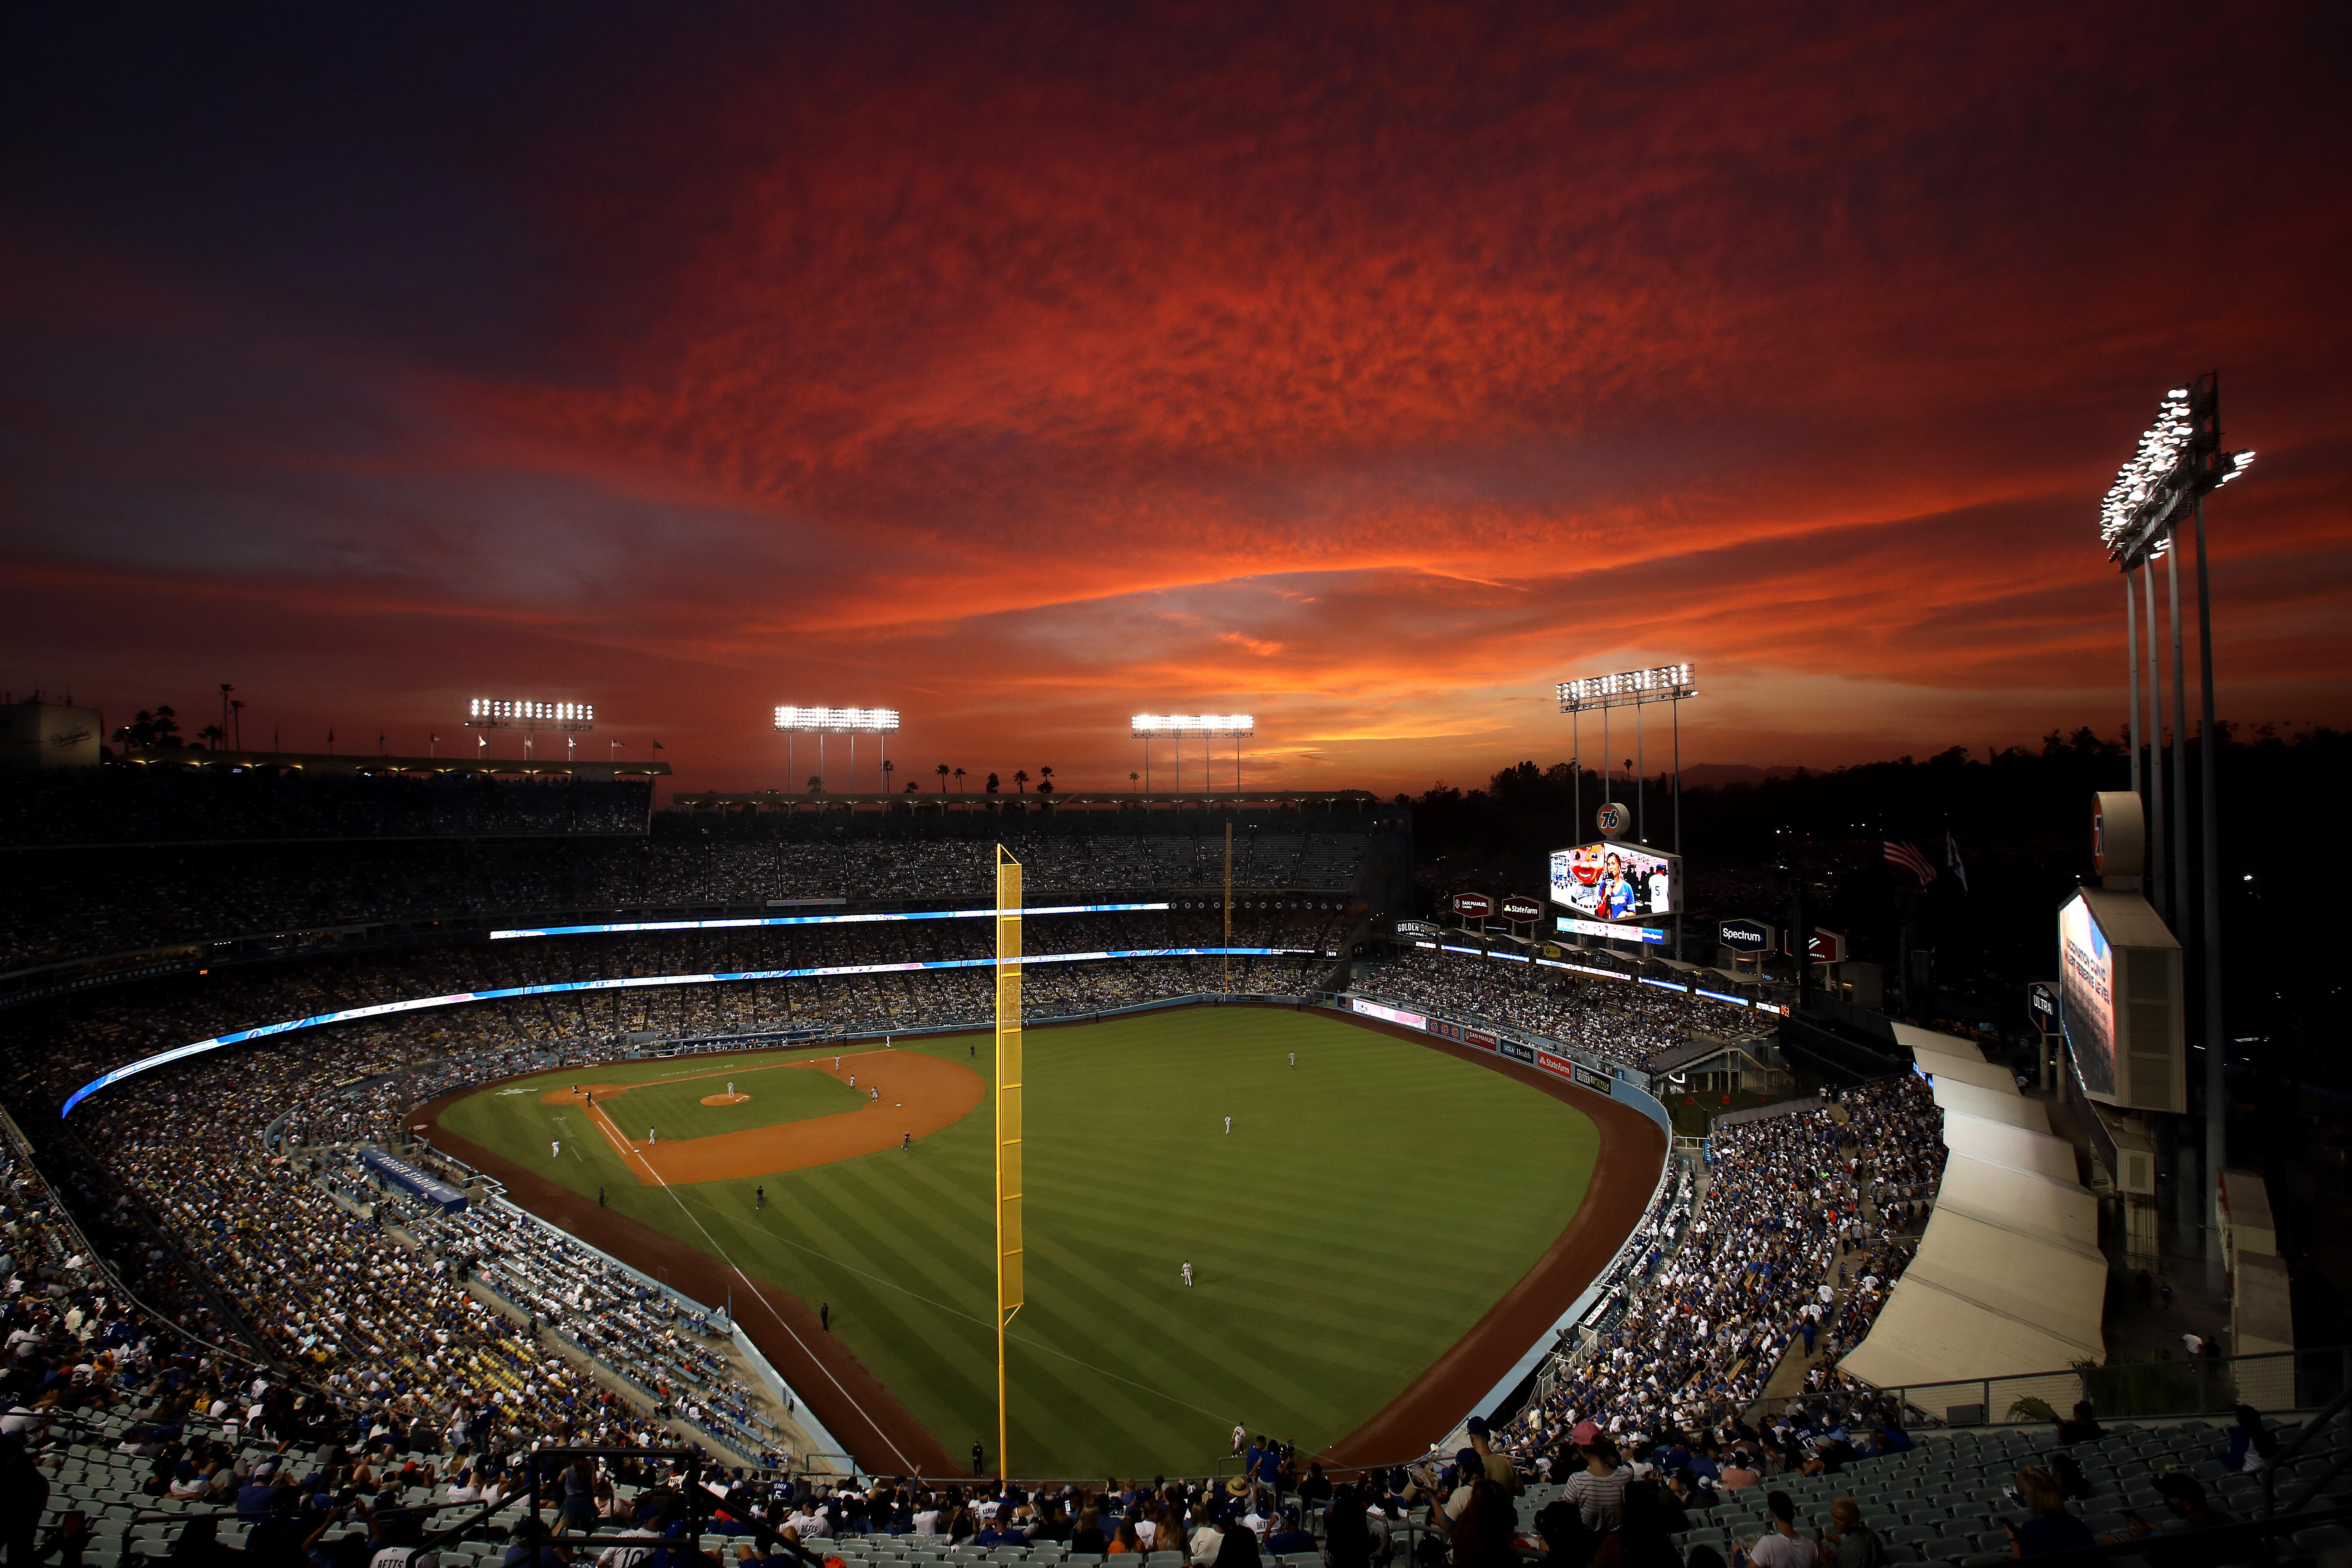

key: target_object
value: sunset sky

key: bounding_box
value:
[6,1,2348,796]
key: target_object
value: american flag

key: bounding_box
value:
[1884,839,1938,885]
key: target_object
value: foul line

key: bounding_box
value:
[603,1114,919,1473]
[670,1190,1235,1428]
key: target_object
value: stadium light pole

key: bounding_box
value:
[1130,715,1254,795]
[2097,373,2254,1270]
[466,699,594,769]
[1557,665,1698,959]
[774,707,900,796]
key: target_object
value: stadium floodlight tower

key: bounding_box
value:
[773,706,900,795]
[1130,713,1254,793]
[2097,373,2254,1271]
[465,698,593,762]
[1556,663,1697,954]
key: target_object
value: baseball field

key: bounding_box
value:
[431,1008,1607,1478]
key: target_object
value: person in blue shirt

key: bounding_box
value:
[972,1515,1028,1549]
[1254,1445,1283,1490]
[2224,1405,2278,1473]
[236,1466,282,1521]
[1265,1506,1315,1556]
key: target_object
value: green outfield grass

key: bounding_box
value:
[438,1008,1599,1477]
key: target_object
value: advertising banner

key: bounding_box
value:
[1718,917,1774,954]
[1450,892,1495,919]
[1350,997,1427,1031]
[359,1146,469,1214]
[1462,1028,1499,1051]
[1534,1048,1575,1081]
[1557,915,1667,945]
[1574,1063,1616,1094]
[1498,895,1546,923]
[1551,840,1680,920]
[1428,1020,1463,1042]
[1498,1039,1537,1065]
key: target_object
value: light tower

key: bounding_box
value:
[1556,665,1697,957]
[773,706,900,795]
[2096,374,2254,1268]
[464,698,594,762]
[1130,714,1254,793]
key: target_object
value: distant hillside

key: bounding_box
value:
[1675,763,1807,788]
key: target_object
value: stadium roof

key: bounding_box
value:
[671,788,1381,809]
[1837,1024,2104,1396]
[114,745,669,781]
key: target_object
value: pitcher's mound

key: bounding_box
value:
[700,1092,753,1106]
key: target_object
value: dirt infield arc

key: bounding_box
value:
[417,1008,1663,1476]
[537,1050,984,1185]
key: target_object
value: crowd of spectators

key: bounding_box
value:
[0,892,1361,1481]
[1356,949,1760,1070]
[2,906,1350,1113]
[3,821,1376,972]
[1504,1074,1944,1452]
[0,768,650,848]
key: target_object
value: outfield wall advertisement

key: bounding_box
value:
[1350,997,1428,1030]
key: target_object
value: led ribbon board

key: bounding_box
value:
[491,902,1172,939]
[60,946,1312,1116]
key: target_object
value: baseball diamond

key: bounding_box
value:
[424,1005,1643,1478]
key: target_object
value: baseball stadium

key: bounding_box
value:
[0,701,2328,1566]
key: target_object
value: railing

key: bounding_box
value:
[1812,1345,2350,1427]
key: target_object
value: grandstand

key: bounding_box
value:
[6,760,2342,1568]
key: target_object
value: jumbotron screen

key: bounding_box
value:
[1549,841,1680,922]
[2057,892,2116,1098]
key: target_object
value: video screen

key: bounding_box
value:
[1549,841,1679,921]
[2057,894,2116,1098]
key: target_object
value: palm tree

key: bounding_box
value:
[953,767,966,792]
[881,759,895,794]
[1013,769,1029,793]
[985,772,1001,793]
[936,763,949,793]
[807,774,823,794]
[1130,771,1140,792]
[197,724,227,750]
[1039,765,1054,788]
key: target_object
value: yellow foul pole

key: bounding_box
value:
[993,845,1024,1479]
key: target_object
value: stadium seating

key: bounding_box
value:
[3,799,1391,974]
[1355,947,1765,1071]
[1,803,2021,1568]
[1645,1415,2352,1563]
[1507,1074,1943,1447]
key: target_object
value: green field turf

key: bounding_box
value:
[438,1008,1599,1477]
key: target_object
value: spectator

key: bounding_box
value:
[1746,1491,1812,1568]
[2225,1405,2278,1473]
[2053,1402,2103,1446]
[1819,1498,1888,1568]
[2004,1467,2095,1559]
